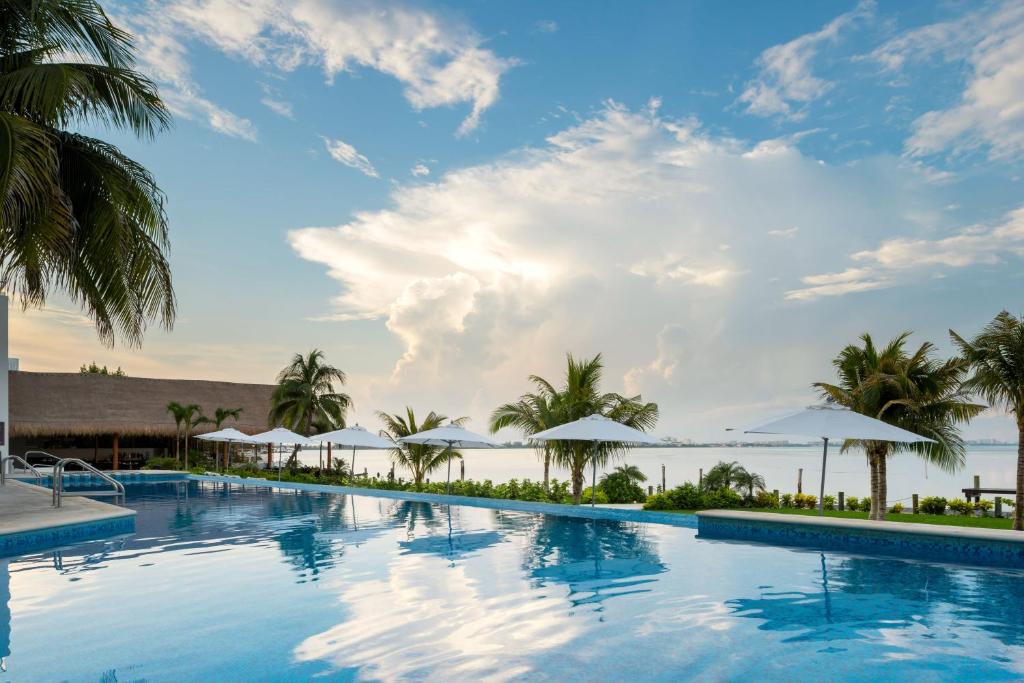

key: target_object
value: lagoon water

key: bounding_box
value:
[293,445,1018,503]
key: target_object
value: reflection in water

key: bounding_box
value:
[726,550,1024,659]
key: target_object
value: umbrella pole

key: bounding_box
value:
[818,437,829,516]
[591,442,598,508]
[278,444,282,482]
[445,443,453,495]
[351,446,356,485]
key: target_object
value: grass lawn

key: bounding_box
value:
[741,507,1015,530]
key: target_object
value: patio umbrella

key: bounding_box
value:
[743,403,936,515]
[194,428,258,470]
[250,427,316,481]
[316,425,393,483]
[398,423,499,494]
[528,414,660,507]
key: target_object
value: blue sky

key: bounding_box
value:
[13,0,1024,440]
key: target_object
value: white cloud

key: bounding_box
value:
[534,20,558,34]
[767,227,800,238]
[868,1,1024,160]
[788,206,1024,300]
[411,164,431,177]
[739,0,874,119]
[288,102,956,437]
[321,136,379,178]
[127,0,516,136]
[260,96,294,118]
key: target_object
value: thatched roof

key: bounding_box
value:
[9,371,275,438]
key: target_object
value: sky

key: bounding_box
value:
[11,0,1024,441]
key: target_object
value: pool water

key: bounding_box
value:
[3,481,1023,682]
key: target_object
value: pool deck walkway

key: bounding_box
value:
[0,480,135,555]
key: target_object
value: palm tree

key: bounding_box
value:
[210,407,242,468]
[951,312,1024,530]
[612,464,647,484]
[817,333,983,520]
[489,392,558,491]
[732,469,766,498]
[269,350,350,466]
[526,354,658,504]
[377,408,464,487]
[703,461,747,491]
[166,401,187,465]
[180,403,206,470]
[0,0,175,346]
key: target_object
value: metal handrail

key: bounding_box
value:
[23,450,62,466]
[52,458,125,508]
[0,455,43,485]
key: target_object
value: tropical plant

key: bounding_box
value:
[702,461,747,491]
[599,465,648,503]
[0,0,175,346]
[919,496,947,515]
[269,350,350,466]
[951,312,1024,531]
[80,362,124,376]
[732,468,766,498]
[489,391,558,491]
[166,401,186,465]
[377,408,464,487]
[209,407,242,468]
[816,332,984,521]
[515,353,658,504]
[180,403,206,470]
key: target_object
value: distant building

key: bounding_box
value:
[9,371,274,468]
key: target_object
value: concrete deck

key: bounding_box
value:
[0,479,134,536]
[697,509,1024,544]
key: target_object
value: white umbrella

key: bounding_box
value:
[316,425,393,482]
[528,414,660,507]
[251,427,316,480]
[194,428,258,469]
[743,402,936,515]
[398,423,499,493]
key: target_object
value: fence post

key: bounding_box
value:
[912,493,919,515]
[973,475,981,503]
[797,468,803,494]
[772,489,779,508]
[995,496,1003,518]
[698,468,703,489]
[648,485,653,496]
[838,491,845,511]
[661,464,666,493]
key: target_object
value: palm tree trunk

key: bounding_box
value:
[175,430,180,465]
[543,447,550,492]
[868,447,879,520]
[876,450,888,521]
[571,448,585,504]
[1016,419,1024,531]
[184,431,190,470]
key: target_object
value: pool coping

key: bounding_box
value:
[188,474,700,528]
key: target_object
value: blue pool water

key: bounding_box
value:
[2,480,1024,682]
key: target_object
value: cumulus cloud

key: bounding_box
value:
[321,136,379,178]
[124,0,516,137]
[739,0,874,119]
[411,164,431,177]
[868,1,1024,160]
[288,101,961,436]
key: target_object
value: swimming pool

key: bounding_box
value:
[3,480,1023,681]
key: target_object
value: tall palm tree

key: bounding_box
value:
[180,403,205,470]
[817,333,983,520]
[613,464,647,484]
[377,408,464,487]
[166,401,187,465]
[526,353,658,504]
[269,350,350,466]
[0,0,175,346]
[210,407,242,468]
[951,312,1024,530]
[489,392,557,491]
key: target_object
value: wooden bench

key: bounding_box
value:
[962,487,1016,503]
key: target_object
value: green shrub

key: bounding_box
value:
[581,487,609,505]
[845,496,858,511]
[999,497,1016,508]
[822,495,836,511]
[890,502,904,513]
[919,496,947,514]
[703,487,744,509]
[947,498,973,515]
[754,490,778,508]
[600,471,647,503]
[143,456,182,470]
[780,493,794,508]
[793,493,817,509]
[975,499,994,516]
[642,493,674,511]
[858,497,872,512]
